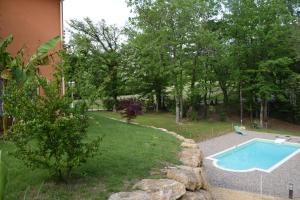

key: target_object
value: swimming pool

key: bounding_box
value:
[206,138,300,173]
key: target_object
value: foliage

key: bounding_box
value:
[126,0,221,122]
[0,35,60,84]
[4,77,101,180]
[118,99,143,123]
[66,0,300,125]
[0,35,60,134]
[218,112,227,122]
[103,98,115,111]
[223,0,298,126]
[0,151,7,200]
[67,18,123,109]
[187,109,198,121]
[1,113,179,199]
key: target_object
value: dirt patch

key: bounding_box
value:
[263,118,300,133]
[25,177,107,200]
[212,187,287,200]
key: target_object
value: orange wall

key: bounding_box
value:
[0,0,62,80]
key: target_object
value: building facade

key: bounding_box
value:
[0,0,64,81]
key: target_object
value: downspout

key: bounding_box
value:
[60,0,66,95]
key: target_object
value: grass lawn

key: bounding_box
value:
[1,112,180,200]
[254,128,300,137]
[99,111,300,141]
[98,111,235,141]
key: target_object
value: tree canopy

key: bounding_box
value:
[66,0,300,126]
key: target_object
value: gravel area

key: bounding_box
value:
[199,131,300,199]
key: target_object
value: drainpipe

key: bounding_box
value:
[60,0,66,95]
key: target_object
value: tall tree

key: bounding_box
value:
[68,18,122,110]
[127,0,219,122]
[224,0,297,126]
[122,23,170,111]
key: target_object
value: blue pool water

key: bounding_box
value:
[210,139,300,172]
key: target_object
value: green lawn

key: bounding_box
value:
[253,128,300,137]
[99,111,300,141]
[98,111,234,141]
[1,113,180,200]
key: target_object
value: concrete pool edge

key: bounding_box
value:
[205,138,300,173]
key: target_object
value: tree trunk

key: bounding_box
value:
[179,68,183,121]
[239,83,243,126]
[162,94,165,110]
[250,102,253,124]
[221,87,228,105]
[203,92,208,119]
[264,99,268,128]
[179,95,183,120]
[113,94,117,112]
[175,95,180,123]
[110,64,118,112]
[190,57,197,111]
[260,100,264,128]
[155,88,162,112]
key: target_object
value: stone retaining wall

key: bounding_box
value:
[107,117,213,200]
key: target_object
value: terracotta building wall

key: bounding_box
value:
[0,0,63,80]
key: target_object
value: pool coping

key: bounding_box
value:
[205,138,300,173]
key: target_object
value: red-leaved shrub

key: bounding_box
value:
[118,99,143,123]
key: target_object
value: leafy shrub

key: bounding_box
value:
[164,97,176,113]
[219,112,227,121]
[0,151,7,200]
[252,120,259,129]
[103,98,115,111]
[0,35,60,134]
[187,109,198,121]
[142,96,156,112]
[118,99,142,123]
[4,77,101,180]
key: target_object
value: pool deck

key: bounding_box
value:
[199,131,300,199]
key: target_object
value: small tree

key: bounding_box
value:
[0,35,61,134]
[118,99,142,123]
[4,77,101,181]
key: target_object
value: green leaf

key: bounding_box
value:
[27,36,60,68]
[0,35,13,52]
[36,35,60,56]
[1,69,12,80]
[0,35,13,70]
[13,67,27,85]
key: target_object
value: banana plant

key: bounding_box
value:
[0,151,7,200]
[0,35,61,84]
[0,35,14,135]
[0,35,60,134]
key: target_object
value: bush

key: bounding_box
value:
[218,111,227,122]
[118,99,142,123]
[103,98,115,111]
[164,97,176,113]
[187,109,198,121]
[142,95,156,112]
[252,120,259,129]
[4,78,101,180]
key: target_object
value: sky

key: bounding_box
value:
[63,0,132,28]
